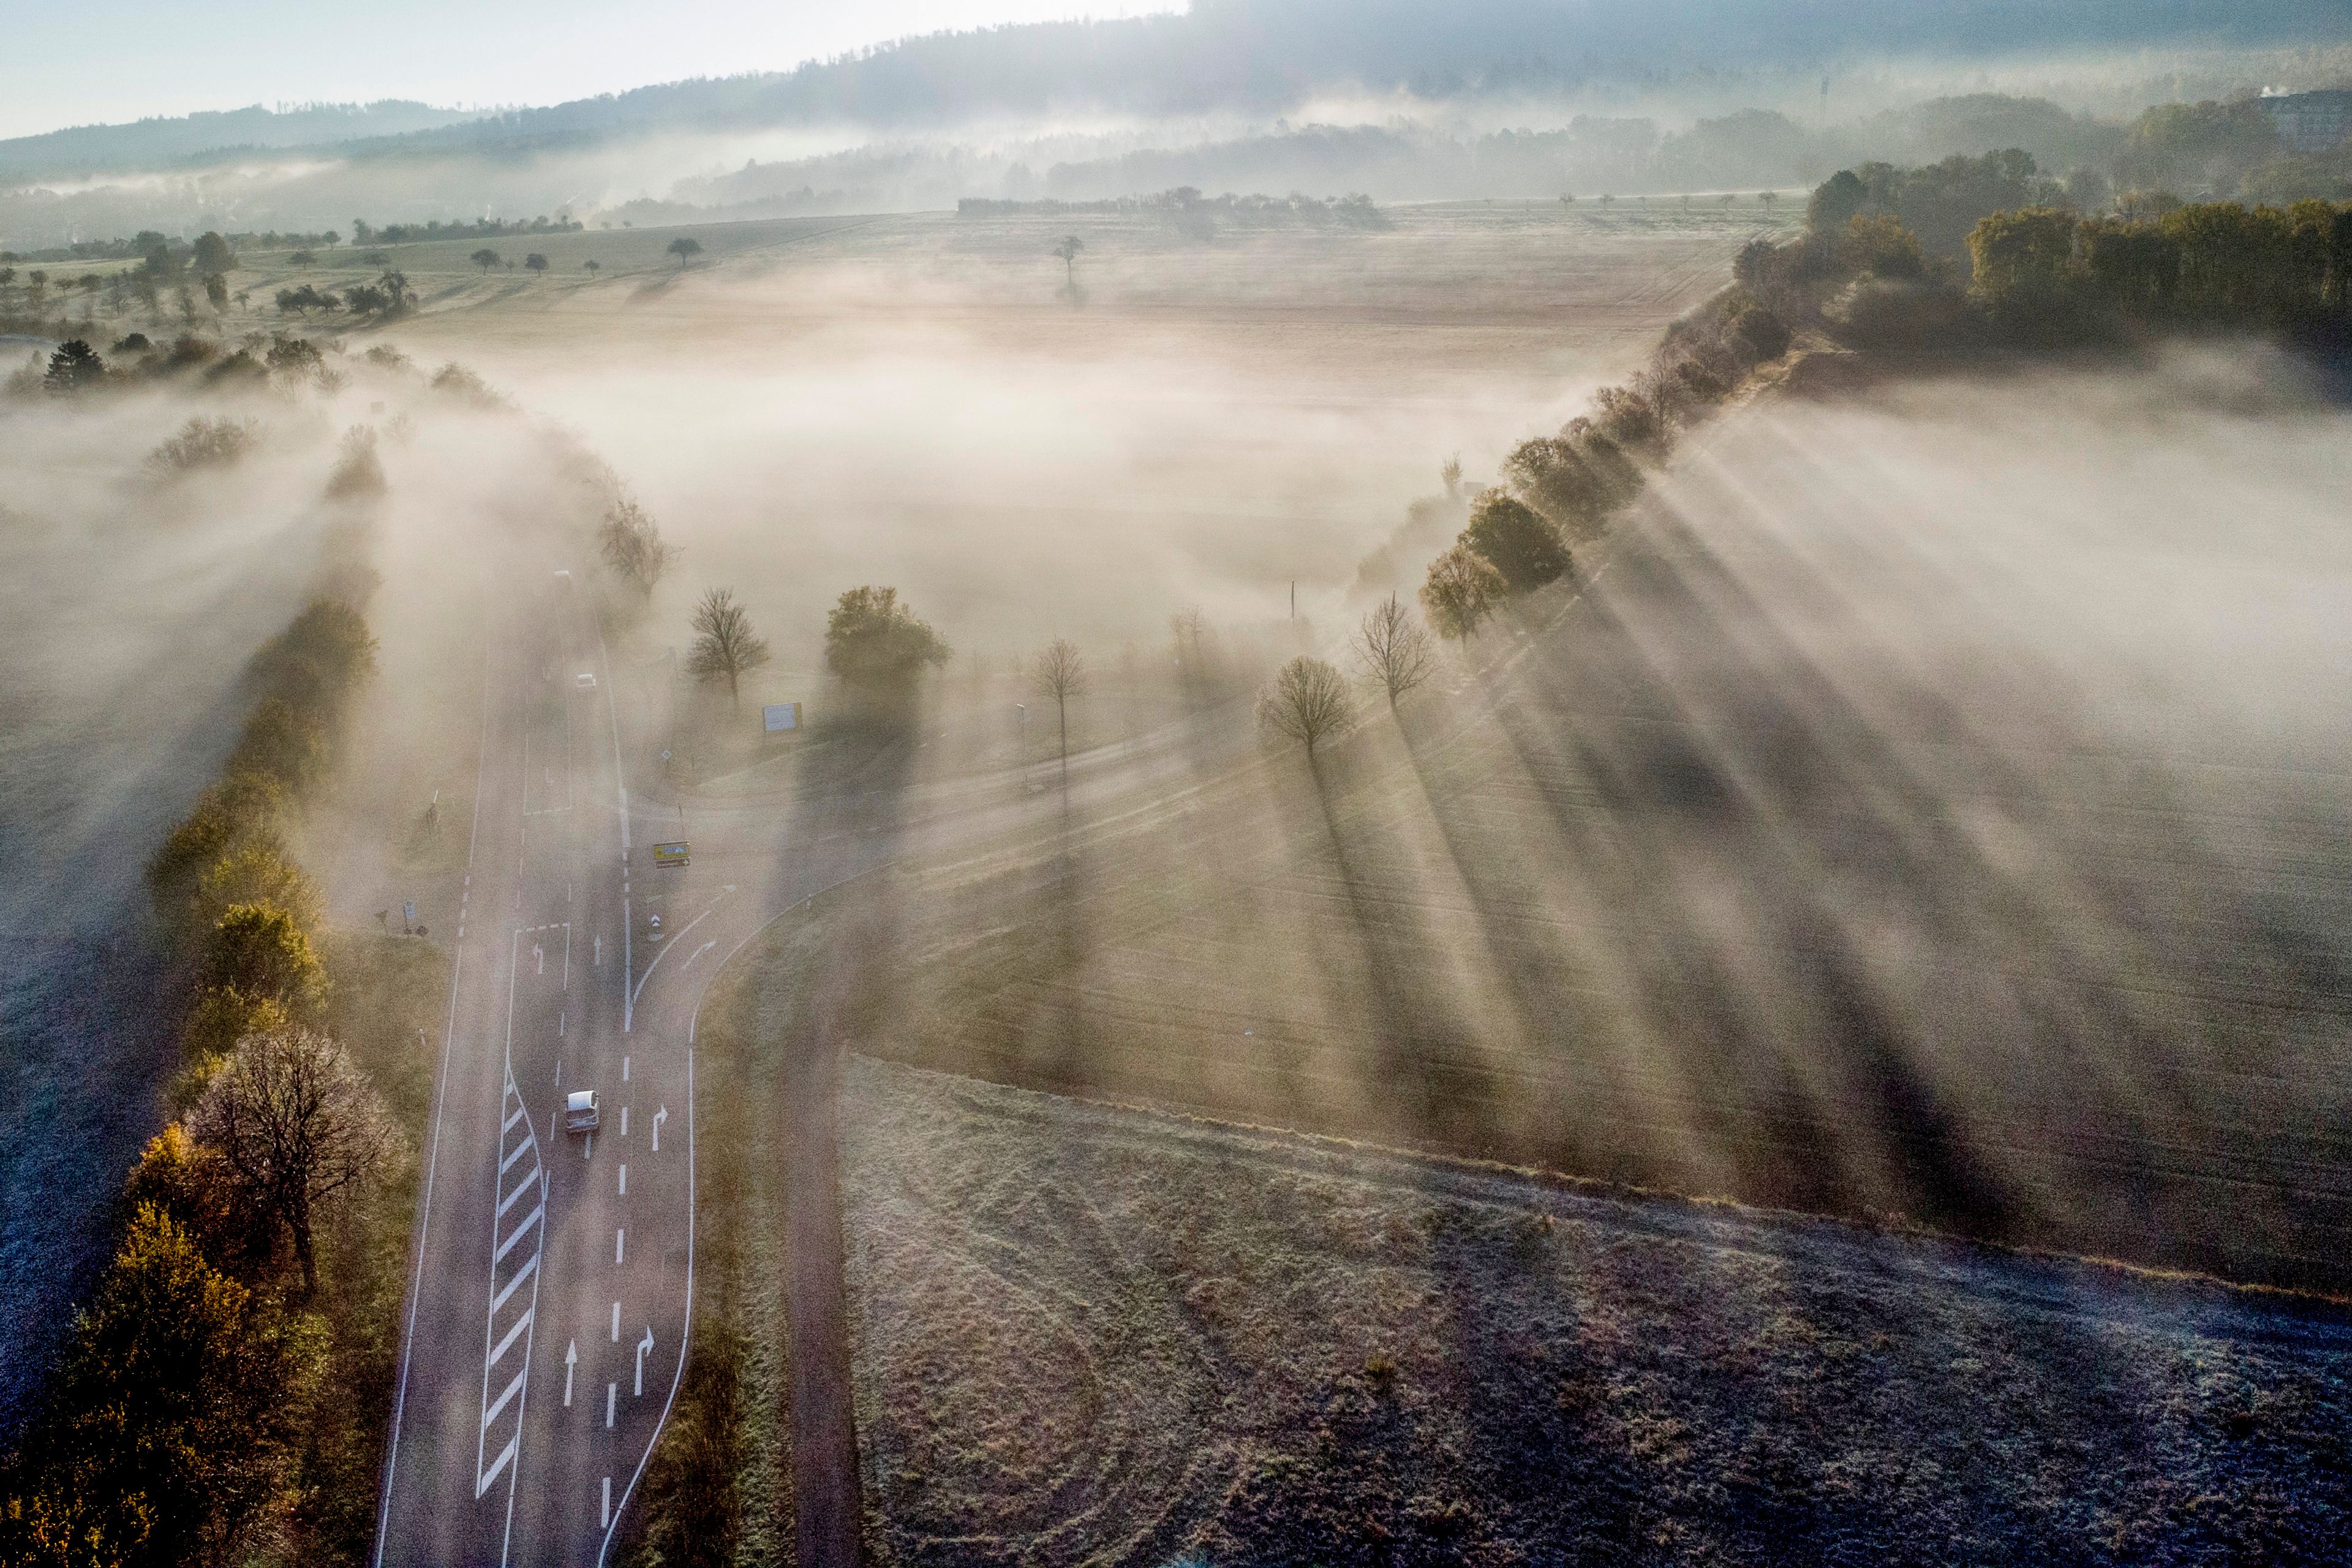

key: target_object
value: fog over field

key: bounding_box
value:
[9,1,2352,1557]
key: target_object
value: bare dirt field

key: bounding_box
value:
[839,1055,2352,1566]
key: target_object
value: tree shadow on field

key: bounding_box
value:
[763,706,927,1568]
[1418,474,2352,1287]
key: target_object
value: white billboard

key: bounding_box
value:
[763,701,799,732]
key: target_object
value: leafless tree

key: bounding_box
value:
[1030,636,1087,767]
[191,1025,401,1294]
[1439,453,1463,499]
[1054,234,1084,290]
[1352,593,1434,706]
[687,587,771,711]
[599,499,678,598]
[1257,655,1354,757]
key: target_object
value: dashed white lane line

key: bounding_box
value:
[605,1383,616,1430]
[618,1164,627,1196]
[610,1301,620,1342]
[616,1228,626,1264]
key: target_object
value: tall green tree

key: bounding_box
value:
[43,339,105,394]
[824,586,950,700]
[1462,492,1570,593]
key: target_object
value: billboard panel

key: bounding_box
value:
[763,701,799,733]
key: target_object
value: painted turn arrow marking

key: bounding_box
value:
[652,1105,666,1153]
[635,1326,654,1396]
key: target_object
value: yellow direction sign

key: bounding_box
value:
[652,842,690,869]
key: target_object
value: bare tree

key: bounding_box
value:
[1257,656,1354,757]
[598,499,678,598]
[1053,235,1084,291]
[1030,637,1087,767]
[1352,593,1434,706]
[1439,453,1463,499]
[190,1025,401,1294]
[687,587,771,711]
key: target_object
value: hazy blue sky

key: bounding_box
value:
[0,0,1182,138]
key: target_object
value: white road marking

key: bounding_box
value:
[652,1105,666,1152]
[606,1382,616,1429]
[619,1105,628,1137]
[601,1477,611,1530]
[595,935,602,966]
[564,1340,578,1406]
[618,1164,627,1196]
[622,1055,630,1083]
[616,1227,625,1264]
[611,1301,620,1341]
[635,1326,654,1396]
[682,939,716,969]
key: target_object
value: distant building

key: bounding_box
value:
[2258,89,2352,155]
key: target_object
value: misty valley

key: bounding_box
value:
[5,5,2352,1566]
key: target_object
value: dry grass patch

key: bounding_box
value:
[841,1058,2352,1567]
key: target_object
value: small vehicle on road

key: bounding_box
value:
[564,1089,601,1134]
[576,672,597,691]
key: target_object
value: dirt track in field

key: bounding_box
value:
[842,1057,2352,1567]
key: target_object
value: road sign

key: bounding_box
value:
[763,701,799,733]
[652,842,690,869]
[402,900,416,924]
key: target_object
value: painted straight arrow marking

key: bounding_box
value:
[635,1326,654,1396]
[564,1340,578,1406]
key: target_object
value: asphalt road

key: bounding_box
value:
[372,553,1264,1567]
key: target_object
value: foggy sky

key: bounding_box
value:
[0,0,1179,140]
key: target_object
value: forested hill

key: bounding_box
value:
[6,0,2346,182]
[0,102,482,184]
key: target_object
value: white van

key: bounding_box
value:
[564,1089,601,1134]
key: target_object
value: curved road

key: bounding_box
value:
[372,556,1264,1567]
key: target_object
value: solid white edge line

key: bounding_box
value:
[374,582,496,1568]
[628,896,726,1008]
[595,872,878,1567]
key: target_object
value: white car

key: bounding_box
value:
[576,673,597,691]
[564,1089,600,1134]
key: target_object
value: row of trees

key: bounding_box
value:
[1415,283,1792,643]
[2,599,403,1564]
[1968,198,2352,331]
[277,270,415,319]
[1738,155,2352,346]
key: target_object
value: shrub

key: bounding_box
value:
[1838,214,1927,279]
[1461,492,1570,593]
[1420,542,1506,640]
[1730,303,1792,360]
[194,840,323,938]
[205,350,268,386]
[227,698,330,791]
[325,426,386,499]
[203,902,326,1017]
[146,416,263,474]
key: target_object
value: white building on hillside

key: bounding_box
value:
[2259,89,2352,155]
